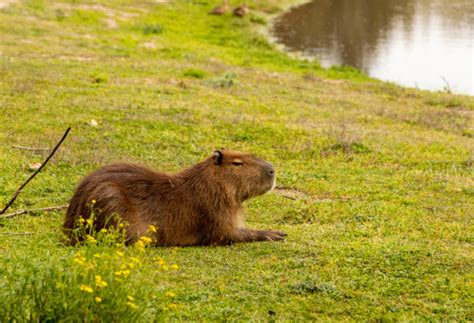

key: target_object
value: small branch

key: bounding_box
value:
[12,145,50,152]
[0,232,33,236]
[0,127,71,215]
[0,205,69,219]
[279,195,297,201]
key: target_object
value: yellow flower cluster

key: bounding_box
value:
[86,234,97,244]
[127,257,142,269]
[73,251,145,310]
[127,295,138,310]
[69,219,181,313]
[135,235,156,251]
[80,284,93,293]
[73,253,87,265]
[114,269,130,278]
[73,252,96,270]
[155,256,180,271]
[95,275,108,289]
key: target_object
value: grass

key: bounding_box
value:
[0,0,473,320]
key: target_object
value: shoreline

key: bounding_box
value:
[257,0,316,63]
[258,0,473,96]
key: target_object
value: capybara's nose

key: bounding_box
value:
[264,164,275,177]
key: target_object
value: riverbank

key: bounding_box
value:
[270,0,474,95]
[0,0,473,320]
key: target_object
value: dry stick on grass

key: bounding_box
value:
[0,232,33,236]
[12,145,50,152]
[0,127,71,216]
[0,205,69,219]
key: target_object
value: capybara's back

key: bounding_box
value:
[63,163,162,244]
[63,150,286,246]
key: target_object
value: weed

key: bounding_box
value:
[210,72,237,88]
[182,68,206,79]
[142,24,163,35]
[91,72,108,84]
[291,279,340,297]
[322,123,370,155]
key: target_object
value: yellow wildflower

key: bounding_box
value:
[162,265,169,271]
[148,224,158,233]
[135,240,145,250]
[171,264,179,270]
[95,275,108,288]
[95,297,102,303]
[86,219,94,226]
[128,257,142,269]
[156,257,166,265]
[100,228,108,233]
[127,295,135,301]
[78,217,85,224]
[73,254,87,266]
[86,235,97,244]
[114,270,130,278]
[116,251,124,257]
[91,199,96,204]
[139,236,153,245]
[80,284,93,293]
[167,303,179,310]
[127,301,138,310]
[165,291,175,298]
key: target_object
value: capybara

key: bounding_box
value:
[63,150,286,246]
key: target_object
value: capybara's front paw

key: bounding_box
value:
[264,230,287,241]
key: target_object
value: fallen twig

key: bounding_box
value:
[279,194,297,201]
[0,127,71,215]
[12,145,50,152]
[0,232,33,236]
[0,205,69,219]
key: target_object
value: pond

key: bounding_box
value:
[272,0,474,95]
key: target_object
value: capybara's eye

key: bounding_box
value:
[232,161,243,166]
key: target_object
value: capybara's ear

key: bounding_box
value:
[213,150,223,165]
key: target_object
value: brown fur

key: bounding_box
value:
[63,150,286,246]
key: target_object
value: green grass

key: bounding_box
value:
[0,0,473,321]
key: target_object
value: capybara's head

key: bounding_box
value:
[210,150,276,201]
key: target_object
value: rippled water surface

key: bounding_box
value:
[273,0,474,95]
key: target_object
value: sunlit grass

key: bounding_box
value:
[0,0,473,320]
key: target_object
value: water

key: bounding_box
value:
[272,0,474,95]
